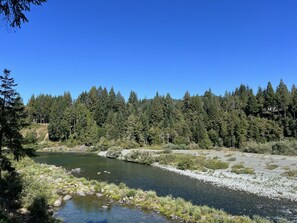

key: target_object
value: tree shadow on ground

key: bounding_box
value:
[0,171,59,223]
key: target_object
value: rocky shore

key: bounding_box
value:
[99,148,297,202]
[153,163,297,202]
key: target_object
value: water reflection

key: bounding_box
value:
[56,195,171,223]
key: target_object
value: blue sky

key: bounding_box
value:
[1,0,297,103]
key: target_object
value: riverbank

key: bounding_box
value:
[99,148,297,202]
[12,158,276,223]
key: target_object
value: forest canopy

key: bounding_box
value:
[26,80,297,153]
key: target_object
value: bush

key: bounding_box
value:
[177,158,194,170]
[124,150,155,165]
[283,169,297,177]
[120,140,140,149]
[23,131,37,144]
[231,164,255,175]
[241,139,297,156]
[106,146,123,159]
[240,141,272,154]
[272,141,297,155]
[204,159,229,170]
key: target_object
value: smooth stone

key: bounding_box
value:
[63,195,72,201]
[102,205,108,209]
[54,198,62,207]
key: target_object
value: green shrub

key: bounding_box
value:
[177,158,194,170]
[204,159,229,170]
[126,189,137,197]
[241,139,297,156]
[106,146,123,159]
[266,164,278,170]
[283,169,297,177]
[124,150,155,165]
[23,131,38,144]
[231,164,255,175]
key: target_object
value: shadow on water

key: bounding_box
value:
[35,152,297,222]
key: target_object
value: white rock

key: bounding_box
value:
[54,198,62,207]
[63,195,72,201]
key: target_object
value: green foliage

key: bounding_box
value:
[282,169,297,178]
[12,158,274,223]
[0,70,34,178]
[25,79,297,155]
[241,140,297,156]
[106,146,123,159]
[163,143,189,150]
[266,164,278,170]
[177,158,194,170]
[124,150,155,165]
[203,159,229,170]
[231,164,255,175]
[158,154,228,171]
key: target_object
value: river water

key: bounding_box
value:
[35,153,297,222]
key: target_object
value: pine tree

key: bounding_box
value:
[0,70,31,178]
[275,79,290,117]
[264,82,275,112]
[290,85,297,119]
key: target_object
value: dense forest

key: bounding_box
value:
[26,80,297,152]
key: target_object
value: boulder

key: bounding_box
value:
[63,195,72,201]
[54,198,62,207]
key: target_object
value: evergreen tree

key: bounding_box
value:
[275,79,290,117]
[0,70,31,178]
[264,82,275,112]
[290,85,297,119]
[0,0,46,28]
[149,93,164,127]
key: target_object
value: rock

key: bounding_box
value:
[102,205,108,209]
[96,193,103,197]
[71,168,81,174]
[54,198,62,207]
[97,172,101,175]
[77,191,86,196]
[63,195,72,201]
[18,208,29,214]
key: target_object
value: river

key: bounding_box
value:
[34,152,297,222]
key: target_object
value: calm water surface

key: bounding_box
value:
[56,195,171,223]
[35,153,297,222]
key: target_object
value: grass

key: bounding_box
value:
[231,164,255,175]
[227,157,237,162]
[156,153,229,171]
[282,169,297,178]
[266,164,279,170]
[10,158,278,223]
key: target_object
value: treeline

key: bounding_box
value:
[26,80,297,150]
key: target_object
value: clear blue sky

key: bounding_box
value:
[1,0,297,103]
